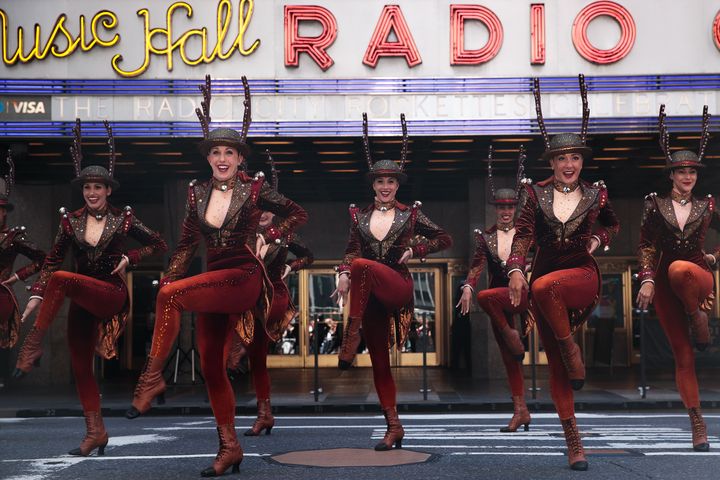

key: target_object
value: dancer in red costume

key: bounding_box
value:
[332,113,452,451]
[0,149,45,351]
[457,146,531,433]
[507,75,620,471]
[13,120,167,457]
[127,76,307,477]
[225,151,314,437]
[636,105,718,452]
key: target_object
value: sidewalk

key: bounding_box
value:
[2,367,720,417]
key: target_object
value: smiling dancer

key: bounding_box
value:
[127,76,307,477]
[507,75,620,471]
[457,145,532,433]
[332,113,452,451]
[636,105,718,452]
[13,120,167,456]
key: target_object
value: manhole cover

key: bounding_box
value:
[271,448,432,467]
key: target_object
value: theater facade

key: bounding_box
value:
[2,0,720,385]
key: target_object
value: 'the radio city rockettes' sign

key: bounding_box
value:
[1,0,719,79]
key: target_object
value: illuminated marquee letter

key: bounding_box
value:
[363,5,421,68]
[572,1,635,64]
[713,10,720,51]
[530,4,545,65]
[450,5,503,65]
[284,5,337,71]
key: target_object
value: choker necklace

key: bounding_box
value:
[670,189,692,206]
[212,177,236,192]
[553,179,579,194]
[497,222,514,232]
[88,208,108,221]
[374,199,396,212]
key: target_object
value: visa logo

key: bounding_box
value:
[11,101,46,114]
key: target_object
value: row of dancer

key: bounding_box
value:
[458,76,716,470]
[2,73,716,475]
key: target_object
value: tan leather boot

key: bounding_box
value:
[126,356,166,419]
[561,416,588,471]
[374,406,405,451]
[338,316,362,370]
[12,326,46,378]
[69,411,109,456]
[500,395,531,432]
[201,423,243,477]
[244,399,275,436]
[557,334,585,391]
[689,407,710,452]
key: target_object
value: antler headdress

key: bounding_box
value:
[659,103,711,170]
[363,113,409,183]
[197,75,252,158]
[534,74,593,160]
[70,118,120,189]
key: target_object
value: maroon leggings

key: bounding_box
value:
[654,260,714,409]
[476,287,528,397]
[153,266,263,425]
[245,286,289,401]
[530,264,598,419]
[349,258,413,409]
[34,271,127,412]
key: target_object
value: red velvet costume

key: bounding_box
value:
[337,200,452,446]
[635,104,718,452]
[14,203,166,454]
[508,177,618,403]
[507,176,618,467]
[639,193,718,408]
[464,225,529,429]
[0,225,45,348]
[226,234,313,436]
[131,171,307,422]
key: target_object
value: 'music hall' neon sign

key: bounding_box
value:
[0,1,718,78]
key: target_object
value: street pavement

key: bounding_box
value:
[2,412,719,480]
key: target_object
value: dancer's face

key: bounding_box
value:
[669,167,697,195]
[207,145,242,182]
[550,153,583,185]
[83,182,111,211]
[373,176,399,203]
[496,204,516,225]
[259,211,275,228]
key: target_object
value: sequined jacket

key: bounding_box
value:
[31,204,167,297]
[261,236,314,283]
[507,178,619,279]
[637,193,720,282]
[0,225,46,348]
[162,171,308,284]
[0,225,45,282]
[464,226,514,290]
[337,201,452,275]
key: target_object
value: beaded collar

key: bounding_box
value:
[553,179,580,194]
[670,189,692,206]
[374,199,396,212]
[212,176,237,192]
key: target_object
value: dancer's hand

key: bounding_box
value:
[111,256,129,276]
[281,264,292,280]
[508,271,528,307]
[587,237,600,254]
[636,282,655,311]
[331,274,350,307]
[398,248,413,264]
[255,234,268,258]
[1,273,19,286]
[21,297,42,323]
[704,253,716,267]
[456,287,473,315]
